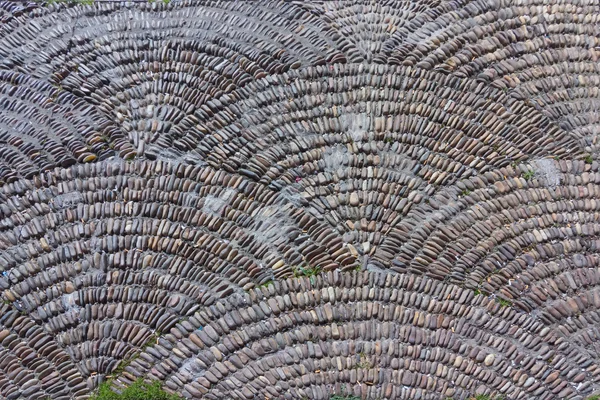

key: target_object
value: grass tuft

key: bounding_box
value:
[91,379,181,400]
[523,170,535,180]
[496,298,512,307]
[330,395,361,400]
[257,280,274,288]
[292,265,322,278]
[467,395,505,400]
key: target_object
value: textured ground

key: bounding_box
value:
[0,0,600,399]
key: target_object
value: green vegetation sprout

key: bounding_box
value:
[470,395,505,400]
[292,265,322,278]
[523,170,535,180]
[91,379,181,400]
[496,298,512,307]
[257,279,274,288]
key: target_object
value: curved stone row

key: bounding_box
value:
[0,160,358,385]
[0,1,587,175]
[82,61,580,260]
[386,0,600,76]
[2,0,598,161]
[196,63,580,175]
[190,64,582,258]
[0,71,114,183]
[0,304,88,400]
[372,158,600,388]
[0,0,346,172]
[115,271,600,399]
[376,0,600,156]
[0,1,599,399]
[4,157,600,398]
[297,1,446,64]
[2,34,589,275]
[510,63,600,158]
[378,159,600,304]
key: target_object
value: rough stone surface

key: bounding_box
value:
[0,0,599,399]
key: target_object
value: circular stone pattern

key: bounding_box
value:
[0,1,600,399]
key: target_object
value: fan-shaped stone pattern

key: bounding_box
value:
[380,159,600,306]
[0,159,357,299]
[0,160,358,382]
[380,0,600,154]
[0,71,117,182]
[176,63,583,175]
[0,1,35,25]
[184,64,581,260]
[296,0,436,63]
[0,305,89,400]
[0,1,599,399]
[386,0,600,79]
[0,1,317,77]
[0,0,350,162]
[510,63,600,158]
[511,252,600,372]
[114,271,600,399]
[0,1,585,167]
